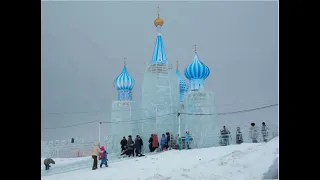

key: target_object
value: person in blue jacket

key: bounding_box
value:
[185,131,193,149]
[160,134,166,151]
[99,146,108,168]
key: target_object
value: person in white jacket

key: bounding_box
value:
[91,141,100,170]
[249,123,259,143]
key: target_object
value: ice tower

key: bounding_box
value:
[140,8,180,144]
[176,61,189,102]
[108,58,139,155]
[183,46,216,148]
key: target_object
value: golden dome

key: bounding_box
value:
[154,14,164,27]
[154,7,164,27]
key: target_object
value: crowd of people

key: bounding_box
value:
[43,122,271,171]
[120,135,144,157]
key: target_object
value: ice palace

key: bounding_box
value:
[42,9,278,160]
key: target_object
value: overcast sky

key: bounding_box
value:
[41,1,278,140]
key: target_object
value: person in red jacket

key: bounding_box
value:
[152,134,159,152]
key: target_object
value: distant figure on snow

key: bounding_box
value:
[236,127,243,144]
[134,135,144,156]
[91,141,100,170]
[151,134,159,152]
[249,123,259,143]
[165,132,171,149]
[160,134,166,151]
[120,136,127,152]
[185,131,193,149]
[148,134,153,152]
[99,146,108,168]
[127,135,135,157]
[43,158,55,170]
[220,126,231,146]
[261,122,269,142]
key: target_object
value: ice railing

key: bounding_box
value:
[182,125,278,149]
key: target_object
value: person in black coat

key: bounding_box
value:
[165,132,171,149]
[148,134,153,152]
[120,136,127,152]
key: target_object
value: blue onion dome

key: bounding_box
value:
[184,49,210,81]
[113,60,136,91]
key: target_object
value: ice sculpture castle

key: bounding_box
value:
[108,8,215,149]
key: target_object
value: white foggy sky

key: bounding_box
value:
[41,1,278,140]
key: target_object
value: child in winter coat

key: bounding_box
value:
[99,146,108,168]
[43,158,55,170]
[160,134,166,151]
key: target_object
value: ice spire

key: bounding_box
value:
[151,7,167,65]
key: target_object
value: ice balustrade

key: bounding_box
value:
[42,124,277,159]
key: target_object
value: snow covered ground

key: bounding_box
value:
[41,156,90,170]
[42,137,278,180]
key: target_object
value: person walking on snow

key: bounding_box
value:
[43,158,55,171]
[160,134,166,151]
[99,146,108,168]
[91,141,100,170]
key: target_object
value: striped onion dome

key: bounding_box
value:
[184,51,210,81]
[113,64,135,91]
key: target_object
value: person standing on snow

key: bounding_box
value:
[91,141,100,170]
[134,135,142,156]
[127,135,135,157]
[43,158,55,170]
[120,136,127,152]
[236,127,243,144]
[160,134,166,151]
[261,122,269,142]
[185,131,192,149]
[152,134,159,152]
[99,146,108,168]
[148,134,153,152]
[249,123,259,143]
[220,126,231,146]
[165,132,171,149]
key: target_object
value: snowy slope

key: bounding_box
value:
[41,156,90,170]
[42,137,278,180]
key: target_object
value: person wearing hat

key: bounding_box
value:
[261,122,269,142]
[249,123,258,143]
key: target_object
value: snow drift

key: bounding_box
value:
[42,137,278,180]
